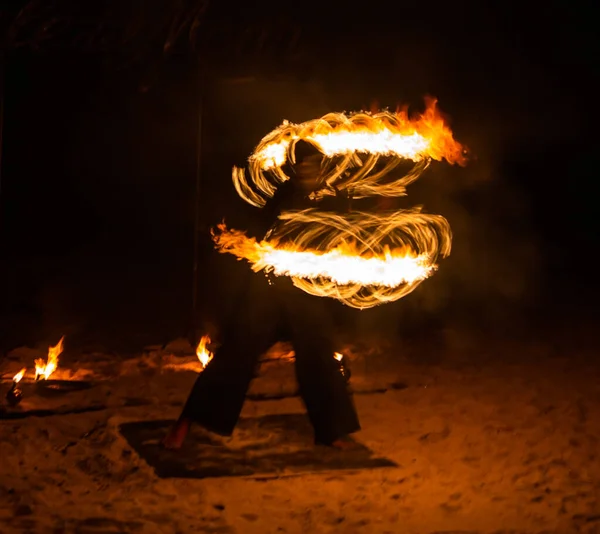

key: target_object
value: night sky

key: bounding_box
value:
[1,1,598,351]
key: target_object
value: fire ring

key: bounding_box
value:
[213,208,451,309]
[232,98,467,208]
[216,98,467,309]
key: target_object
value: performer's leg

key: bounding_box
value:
[164,273,277,448]
[281,281,361,445]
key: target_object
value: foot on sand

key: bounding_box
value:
[162,417,191,450]
[316,436,362,451]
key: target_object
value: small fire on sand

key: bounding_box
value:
[196,335,213,369]
[35,336,65,381]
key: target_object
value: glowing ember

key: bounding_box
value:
[213,208,451,309]
[233,98,467,208]
[35,336,64,380]
[13,368,26,383]
[196,335,213,369]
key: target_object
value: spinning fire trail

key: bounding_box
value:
[213,98,467,309]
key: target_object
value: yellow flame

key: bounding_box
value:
[196,335,213,369]
[333,352,343,361]
[233,98,467,207]
[212,208,451,309]
[13,368,26,383]
[35,336,64,380]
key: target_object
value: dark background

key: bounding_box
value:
[1,1,598,353]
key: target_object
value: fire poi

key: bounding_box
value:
[213,98,467,309]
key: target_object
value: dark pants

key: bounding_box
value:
[181,272,361,444]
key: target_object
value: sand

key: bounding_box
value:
[1,332,599,534]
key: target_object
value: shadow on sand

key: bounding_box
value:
[120,414,396,479]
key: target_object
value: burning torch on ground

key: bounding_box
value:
[5,368,26,407]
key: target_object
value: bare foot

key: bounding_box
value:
[162,417,191,450]
[316,436,361,451]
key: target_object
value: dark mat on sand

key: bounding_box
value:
[119,414,397,479]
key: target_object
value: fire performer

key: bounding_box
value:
[163,141,361,450]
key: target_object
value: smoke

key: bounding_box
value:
[409,156,540,325]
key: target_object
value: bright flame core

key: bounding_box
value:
[35,336,64,380]
[13,368,26,383]
[196,335,213,368]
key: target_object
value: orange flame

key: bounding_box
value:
[333,352,343,361]
[35,336,64,380]
[13,368,26,383]
[196,335,213,369]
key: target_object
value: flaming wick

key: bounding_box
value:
[13,368,26,384]
[6,368,26,407]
